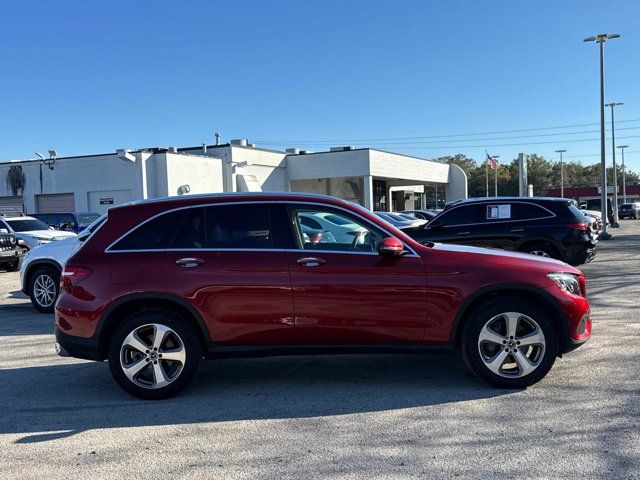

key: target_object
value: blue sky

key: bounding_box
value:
[1,0,639,171]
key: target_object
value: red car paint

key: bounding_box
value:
[55,193,590,359]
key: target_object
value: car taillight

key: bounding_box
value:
[61,266,92,292]
[568,222,590,232]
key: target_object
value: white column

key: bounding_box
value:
[363,175,374,211]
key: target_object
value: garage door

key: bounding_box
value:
[0,196,25,216]
[35,193,75,213]
[87,189,133,214]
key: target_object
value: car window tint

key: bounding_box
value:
[299,215,323,230]
[172,208,206,249]
[59,214,76,231]
[292,208,381,252]
[510,203,554,221]
[438,205,483,226]
[203,205,273,249]
[111,210,184,251]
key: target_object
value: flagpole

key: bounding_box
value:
[485,150,489,197]
[495,164,498,197]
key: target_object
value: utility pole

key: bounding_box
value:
[555,149,567,198]
[584,33,620,239]
[606,102,623,227]
[618,145,629,203]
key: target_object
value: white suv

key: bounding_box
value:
[20,215,105,313]
[0,215,76,251]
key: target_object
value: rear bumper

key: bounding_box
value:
[565,245,597,266]
[54,326,102,361]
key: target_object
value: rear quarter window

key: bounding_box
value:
[110,210,185,251]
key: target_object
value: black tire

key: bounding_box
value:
[5,258,21,272]
[461,298,559,389]
[519,241,560,260]
[28,265,60,313]
[108,309,202,400]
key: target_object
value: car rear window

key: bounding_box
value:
[203,205,273,249]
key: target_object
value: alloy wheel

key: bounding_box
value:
[33,274,56,308]
[120,323,186,389]
[529,250,550,257]
[477,312,546,378]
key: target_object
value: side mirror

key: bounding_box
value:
[378,237,404,257]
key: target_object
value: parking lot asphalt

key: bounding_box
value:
[0,223,639,480]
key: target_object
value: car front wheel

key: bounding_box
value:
[29,266,60,313]
[108,309,202,400]
[461,299,558,388]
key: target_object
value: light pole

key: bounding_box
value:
[584,33,620,239]
[606,102,623,227]
[555,149,567,197]
[618,144,628,203]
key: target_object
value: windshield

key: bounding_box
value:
[6,219,50,232]
[76,213,101,225]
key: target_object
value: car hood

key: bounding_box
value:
[429,243,581,274]
[17,230,77,240]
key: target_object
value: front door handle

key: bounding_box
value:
[176,257,204,268]
[510,228,525,232]
[297,257,326,267]
[457,231,471,236]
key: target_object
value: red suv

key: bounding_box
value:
[55,193,591,399]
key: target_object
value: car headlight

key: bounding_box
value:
[548,273,581,295]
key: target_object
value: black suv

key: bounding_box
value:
[0,224,22,271]
[619,202,640,220]
[402,197,597,265]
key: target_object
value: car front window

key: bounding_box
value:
[292,208,381,252]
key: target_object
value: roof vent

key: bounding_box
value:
[286,148,300,154]
[168,147,178,153]
[230,139,248,147]
[330,146,356,152]
[299,150,313,155]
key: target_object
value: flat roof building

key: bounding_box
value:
[0,140,467,215]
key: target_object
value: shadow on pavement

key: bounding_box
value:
[1,353,511,443]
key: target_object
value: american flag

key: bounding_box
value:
[486,154,499,170]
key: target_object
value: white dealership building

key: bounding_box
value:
[0,140,467,215]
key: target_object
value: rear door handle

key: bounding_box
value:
[297,257,326,267]
[176,257,204,268]
[510,228,525,232]
[457,231,471,236]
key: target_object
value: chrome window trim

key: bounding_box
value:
[428,201,556,229]
[104,199,419,257]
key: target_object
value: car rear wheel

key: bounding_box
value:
[108,309,202,400]
[461,299,558,388]
[520,242,560,259]
[29,265,60,313]
[5,259,20,272]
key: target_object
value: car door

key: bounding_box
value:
[161,203,295,345]
[419,204,484,245]
[284,203,427,344]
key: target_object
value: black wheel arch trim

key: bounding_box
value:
[24,259,63,295]
[96,292,213,357]
[449,283,572,351]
